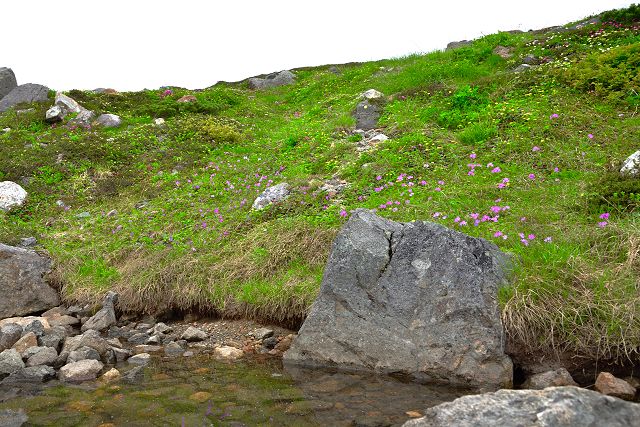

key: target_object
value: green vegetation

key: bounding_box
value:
[1,6,639,360]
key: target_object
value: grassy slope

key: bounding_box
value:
[1,9,640,362]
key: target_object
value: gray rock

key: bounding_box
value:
[18,237,37,248]
[0,83,49,113]
[164,342,184,357]
[252,183,291,210]
[54,92,83,114]
[81,291,118,332]
[620,150,640,177]
[122,366,145,384]
[68,109,95,128]
[94,113,122,128]
[0,409,28,427]
[59,359,103,383]
[446,40,472,50]
[284,209,513,389]
[127,332,150,345]
[45,105,65,123]
[11,332,38,355]
[0,324,23,351]
[263,336,278,350]
[180,326,207,342]
[39,326,67,352]
[146,335,161,345]
[248,70,295,90]
[151,322,172,334]
[67,346,101,363]
[353,100,382,131]
[48,315,79,328]
[61,329,110,358]
[0,67,18,100]
[0,181,28,212]
[523,368,578,389]
[361,89,385,100]
[25,347,57,367]
[2,365,56,384]
[128,353,151,366]
[111,346,131,363]
[402,386,640,427]
[522,54,539,65]
[22,319,44,337]
[250,328,274,340]
[0,349,24,378]
[0,244,59,317]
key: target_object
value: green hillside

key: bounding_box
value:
[2,6,639,363]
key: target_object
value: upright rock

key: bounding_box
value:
[81,292,118,332]
[248,70,296,90]
[403,387,640,427]
[446,40,472,50]
[284,209,513,389]
[353,93,384,131]
[0,244,60,318]
[0,83,49,113]
[0,67,18,100]
[0,181,27,212]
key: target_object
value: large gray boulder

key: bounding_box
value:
[0,68,18,100]
[0,181,27,212]
[0,244,60,318]
[0,83,49,113]
[94,113,122,128]
[403,386,640,427]
[284,209,513,389]
[0,409,28,427]
[81,291,118,332]
[248,70,295,90]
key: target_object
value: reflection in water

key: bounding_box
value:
[0,354,469,426]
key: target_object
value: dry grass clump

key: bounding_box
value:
[503,223,640,363]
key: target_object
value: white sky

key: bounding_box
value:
[1,0,633,91]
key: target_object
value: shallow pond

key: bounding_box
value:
[0,354,469,426]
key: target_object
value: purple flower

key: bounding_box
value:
[532,146,540,152]
[599,212,610,220]
[544,237,552,243]
[597,221,608,228]
[339,209,348,218]
[528,173,536,180]
[550,113,559,119]
[588,134,594,139]
[470,153,477,159]
[491,167,501,173]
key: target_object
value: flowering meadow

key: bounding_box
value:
[1,9,639,361]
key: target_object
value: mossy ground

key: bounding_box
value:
[1,8,640,361]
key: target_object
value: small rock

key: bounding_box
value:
[128,332,150,345]
[252,183,290,210]
[183,351,194,357]
[522,54,539,65]
[111,347,131,363]
[94,113,122,128]
[122,366,145,384]
[446,40,472,50]
[248,70,295,90]
[153,118,166,126]
[99,368,121,383]
[55,92,84,114]
[48,315,80,328]
[151,322,172,334]
[133,345,162,354]
[18,237,37,248]
[522,368,578,389]
[0,324,23,351]
[68,346,101,363]
[2,365,56,384]
[164,342,184,357]
[68,110,95,127]
[82,291,118,332]
[176,95,197,103]
[45,105,65,123]
[214,345,243,360]
[61,329,110,357]
[12,332,37,354]
[620,150,640,177]
[22,319,45,337]
[353,100,382,131]
[361,89,385,100]
[39,326,67,352]
[128,353,151,366]
[263,336,278,350]
[181,326,207,342]
[146,335,161,345]
[0,408,28,427]
[0,349,24,378]
[59,359,104,383]
[41,306,66,318]
[75,211,91,219]
[250,328,274,340]
[26,347,57,367]
[0,182,28,212]
[595,372,637,401]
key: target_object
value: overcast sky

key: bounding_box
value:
[2,1,632,91]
